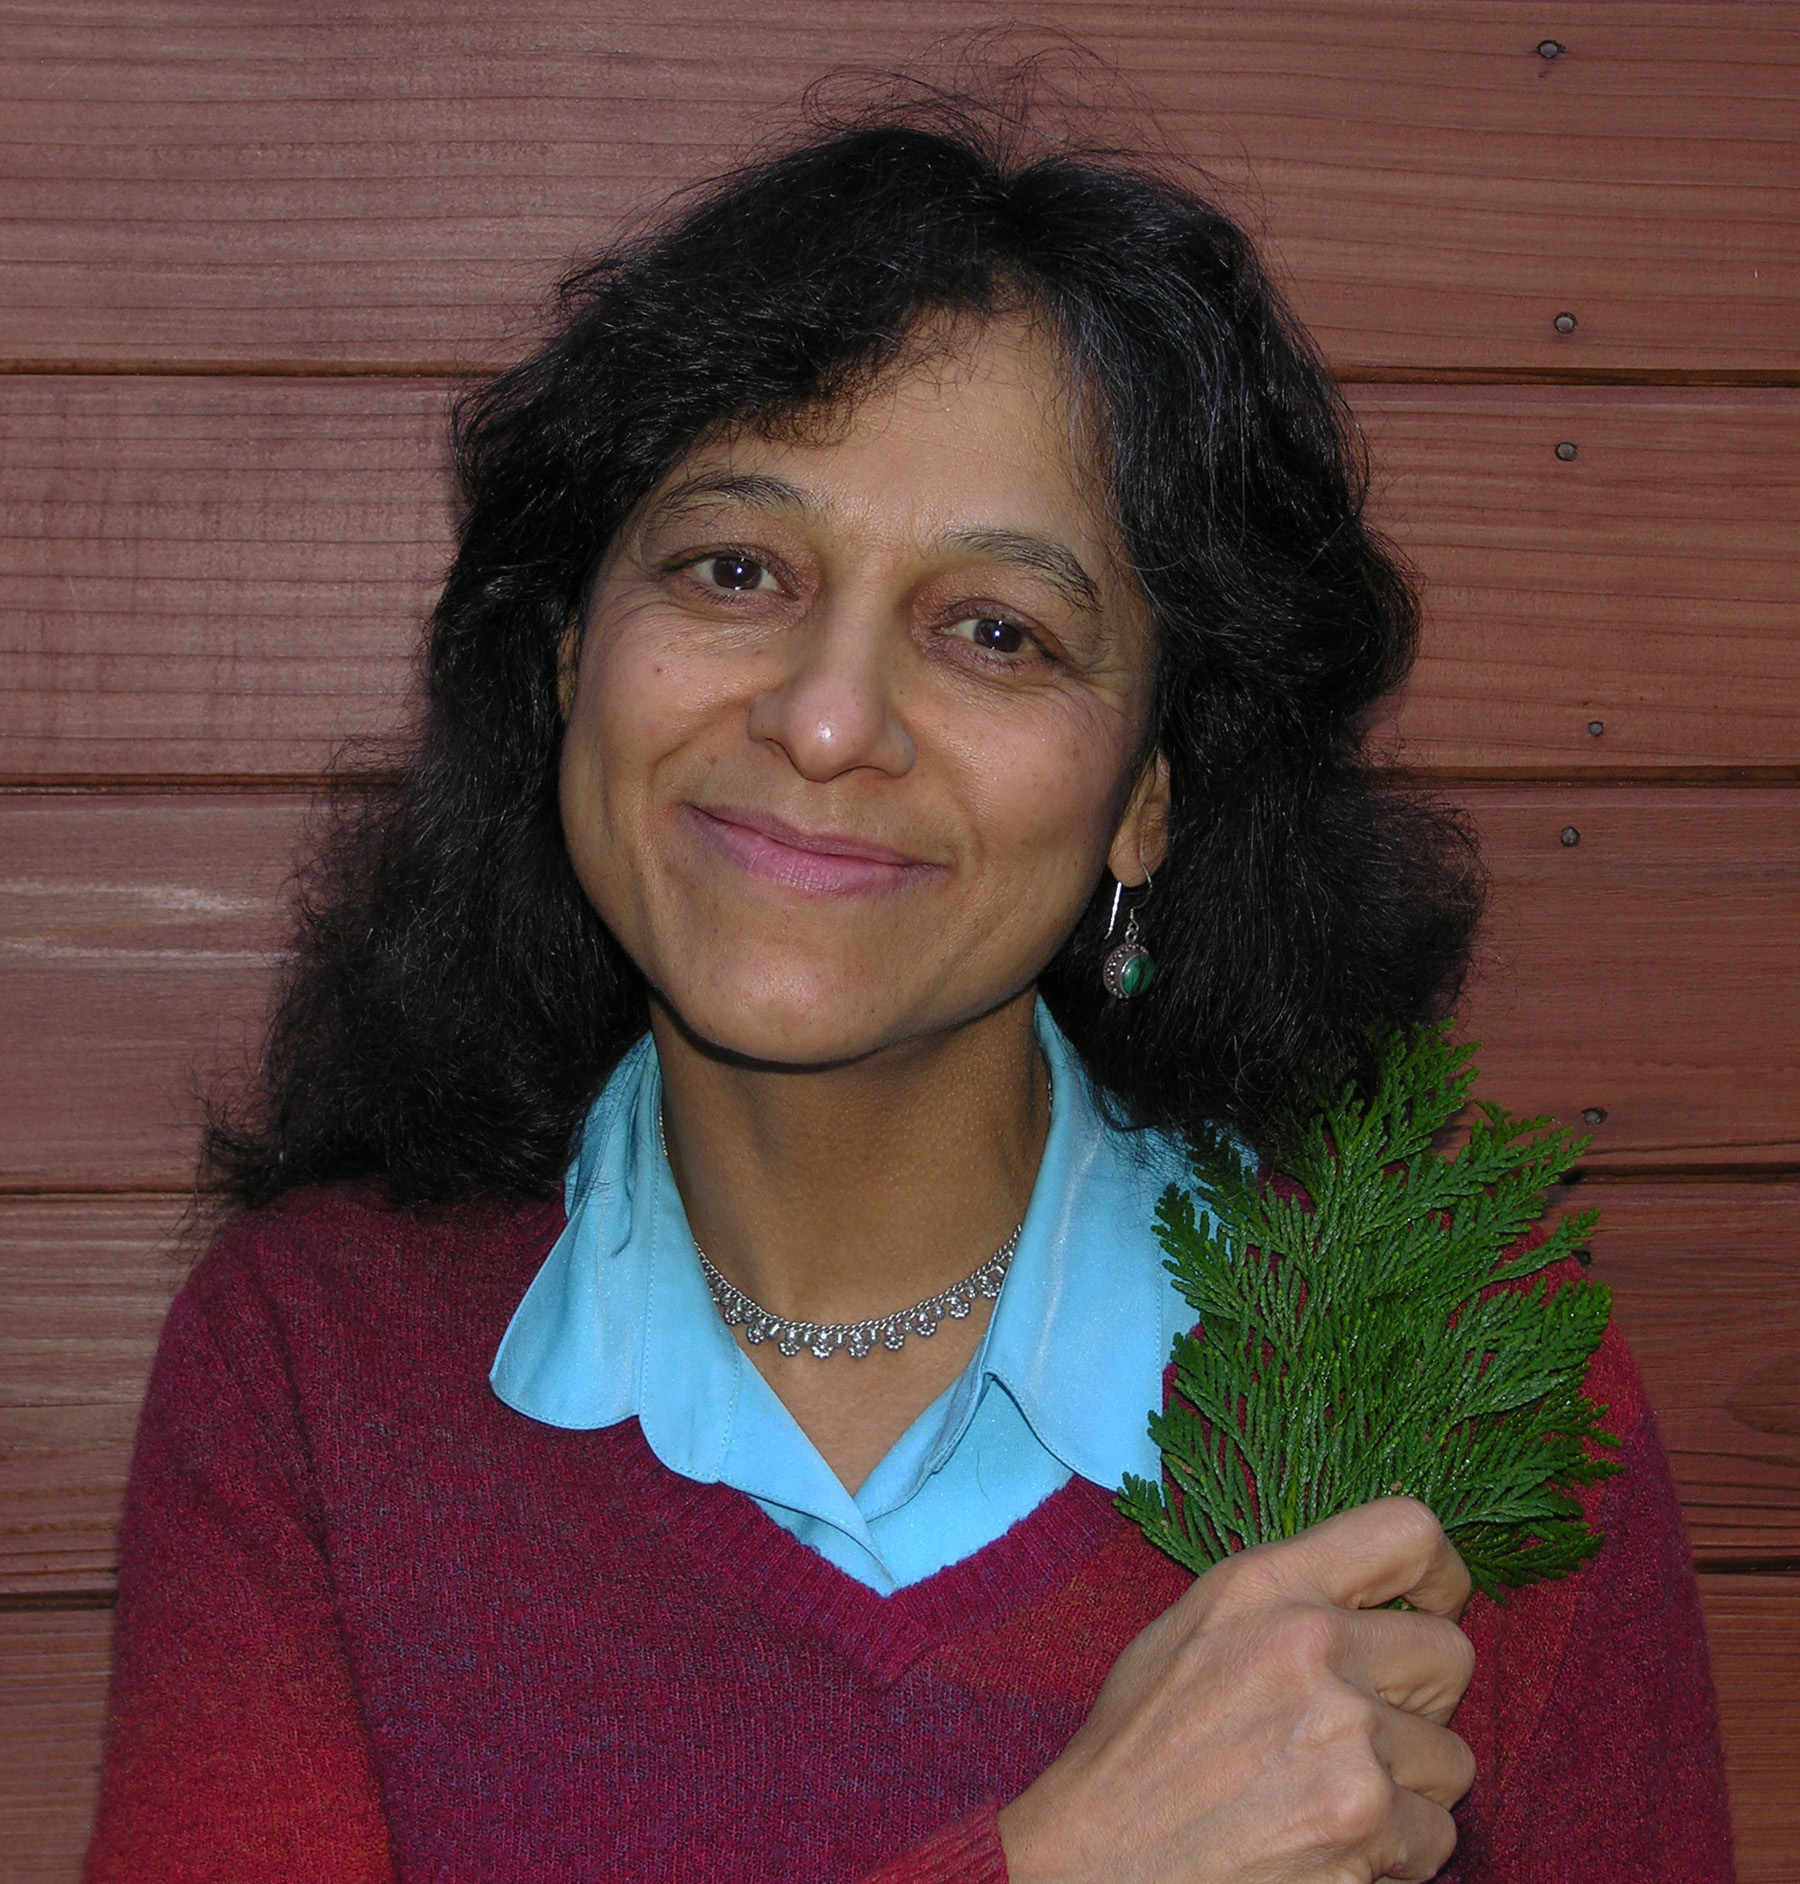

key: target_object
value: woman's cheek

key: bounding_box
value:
[577,638,730,823]
[973,717,1127,883]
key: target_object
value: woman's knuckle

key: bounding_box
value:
[1201,1542,1274,1612]
[1385,1495,1445,1557]
[1410,1610,1475,1686]
[1315,1760,1393,1847]
[1423,1799,1461,1870]
[1298,1679,1377,1753]
[1447,1729,1477,1801]
[1269,1601,1342,1674]
[1442,1620,1477,1691]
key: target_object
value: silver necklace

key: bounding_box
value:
[660,1078,1044,1361]
[694,1229,1020,1360]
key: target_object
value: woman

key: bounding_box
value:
[87,101,1732,1883]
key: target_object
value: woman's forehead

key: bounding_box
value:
[638,314,1121,563]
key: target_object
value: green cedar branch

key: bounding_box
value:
[1119,1023,1620,1600]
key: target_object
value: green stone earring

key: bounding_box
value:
[1101,875,1157,1000]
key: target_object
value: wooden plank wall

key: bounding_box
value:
[1,3,1795,1874]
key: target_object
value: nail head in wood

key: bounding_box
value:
[1553,312,1578,334]
[1588,720,1605,736]
[1537,39,1565,59]
[1556,441,1579,461]
[1560,826,1581,846]
[1582,1107,1608,1126]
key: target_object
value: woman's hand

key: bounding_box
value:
[995,1498,1477,1884]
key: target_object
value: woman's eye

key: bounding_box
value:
[695,554,778,593]
[947,614,1031,657]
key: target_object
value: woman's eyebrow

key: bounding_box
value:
[642,469,819,529]
[940,528,1102,614]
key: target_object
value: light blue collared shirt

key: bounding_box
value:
[490,1007,1199,1594]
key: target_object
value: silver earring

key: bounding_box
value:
[1102,873,1157,1000]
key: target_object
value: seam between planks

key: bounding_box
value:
[3,362,1800,388]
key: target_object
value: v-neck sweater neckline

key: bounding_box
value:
[605,1420,1133,1686]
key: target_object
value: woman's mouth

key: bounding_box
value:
[683,805,940,896]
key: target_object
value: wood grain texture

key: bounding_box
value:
[1699,1575,1800,1883]
[0,1573,1790,1882]
[0,377,448,778]
[1464,788,1800,1171]
[1,788,1794,1185]
[0,1607,110,1881]
[0,793,306,1189]
[1584,1184,1800,1562]
[1362,388,1800,776]
[1,2,1794,377]
[0,1198,192,1596]
[5,379,1797,780]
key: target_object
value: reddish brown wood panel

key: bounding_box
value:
[0,1406,140,1599]
[5,379,1796,781]
[1362,388,1800,776]
[2,789,1794,1186]
[0,1584,1789,1884]
[0,793,307,1188]
[1700,1575,1800,1882]
[1584,1183,1800,1561]
[0,377,449,779]
[0,1607,110,1881]
[2,2,1794,378]
[0,1198,191,1596]
[1464,788,1800,1171]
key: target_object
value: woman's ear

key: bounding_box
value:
[556,625,581,721]
[1107,749,1171,886]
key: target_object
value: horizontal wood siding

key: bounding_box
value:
[1700,1577,1800,1883]
[1,2,1794,377]
[0,1609,112,1881]
[0,377,449,778]
[1591,1184,1800,1562]
[1465,789,1800,1172]
[0,1198,191,1595]
[0,794,302,1188]
[1363,388,1800,776]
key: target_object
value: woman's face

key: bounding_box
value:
[560,315,1169,1067]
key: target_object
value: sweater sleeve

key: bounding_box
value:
[1452,1318,1736,1884]
[852,1805,1010,1884]
[85,1254,397,1884]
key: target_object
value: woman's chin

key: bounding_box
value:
[653,973,944,1073]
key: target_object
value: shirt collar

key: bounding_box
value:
[489,1004,1195,1519]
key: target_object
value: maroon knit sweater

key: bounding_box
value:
[86,1186,1733,1883]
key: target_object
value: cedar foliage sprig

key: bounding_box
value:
[1118,1023,1621,1599]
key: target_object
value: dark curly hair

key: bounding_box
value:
[208,95,1481,1211]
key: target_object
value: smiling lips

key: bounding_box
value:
[685,805,938,896]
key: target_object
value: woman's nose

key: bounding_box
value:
[745,607,917,781]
